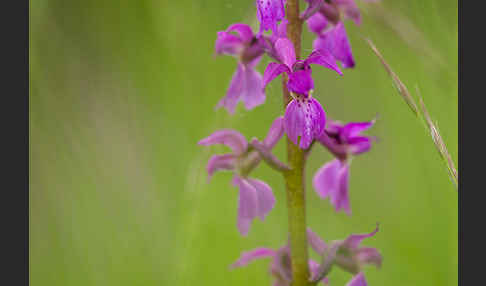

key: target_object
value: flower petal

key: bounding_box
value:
[198,129,248,155]
[313,159,350,214]
[256,0,286,33]
[217,63,245,114]
[307,228,328,255]
[336,0,362,26]
[275,38,297,68]
[271,245,293,282]
[313,22,355,68]
[233,176,259,236]
[206,154,236,180]
[215,31,244,55]
[263,116,285,148]
[284,97,326,149]
[263,62,290,89]
[355,247,383,268]
[230,247,276,268]
[305,49,343,75]
[306,12,329,34]
[241,64,266,110]
[346,272,367,286]
[342,225,379,250]
[226,23,254,43]
[287,69,315,95]
[335,162,351,215]
[218,63,266,114]
[341,120,375,138]
[347,136,372,155]
[313,159,341,199]
[247,178,276,220]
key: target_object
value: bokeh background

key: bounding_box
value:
[30,0,457,285]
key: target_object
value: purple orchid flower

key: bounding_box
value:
[313,118,375,215]
[231,244,328,286]
[215,23,267,114]
[198,117,285,236]
[256,0,286,34]
[263,38,342,149]
[303,0,376,68]
[307,226,382,286]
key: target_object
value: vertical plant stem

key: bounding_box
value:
[283,1,310,286]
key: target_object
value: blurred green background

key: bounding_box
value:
[30,0,457,285]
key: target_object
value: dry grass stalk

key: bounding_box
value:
[365,38,457,190]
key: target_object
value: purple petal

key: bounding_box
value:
[301,0,324,21]
[271,245,293,282]
[246,178,276,221]
[275,38,297,68]
[226,23,254,43]
[215,31,244,55]
[284,97,326,149]
[263,116,285,148]
[307,228,328,255]
[355,247,383,268]
[313,22,355,68]
[198,129,248,155]
[317,130,348,159]
[347,136,372,155]
[233,176,259,236]
[342,225,379,250]
[306,12,329,34]
[217,64,245,114]
[276,18,288,38]
[218,63,266,114]
[256,0,286,33]
[312,159,351,214]
[309,259,330,285]
[313,159,341,199]
[206,154,236,180]
[241,64,266,110]
[346,272,367,286]
[263,62,290,89]
[305,49,343,75]
[287,69,315,95]
[341,120,375,138]
[336,0,362,26]
[230,247,276,268]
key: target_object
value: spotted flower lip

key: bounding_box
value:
[214,23,267,114]
[284,95,326,149]
[256,0,286,34]
[263,38,342,96]
[313,118,375,214]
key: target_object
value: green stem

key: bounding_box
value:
[283,1,310,286]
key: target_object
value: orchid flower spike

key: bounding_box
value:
[198,117,285,236]
[215,23,267,114]
[313,118,375,214]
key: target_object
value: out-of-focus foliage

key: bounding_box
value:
[30,1,457,285]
